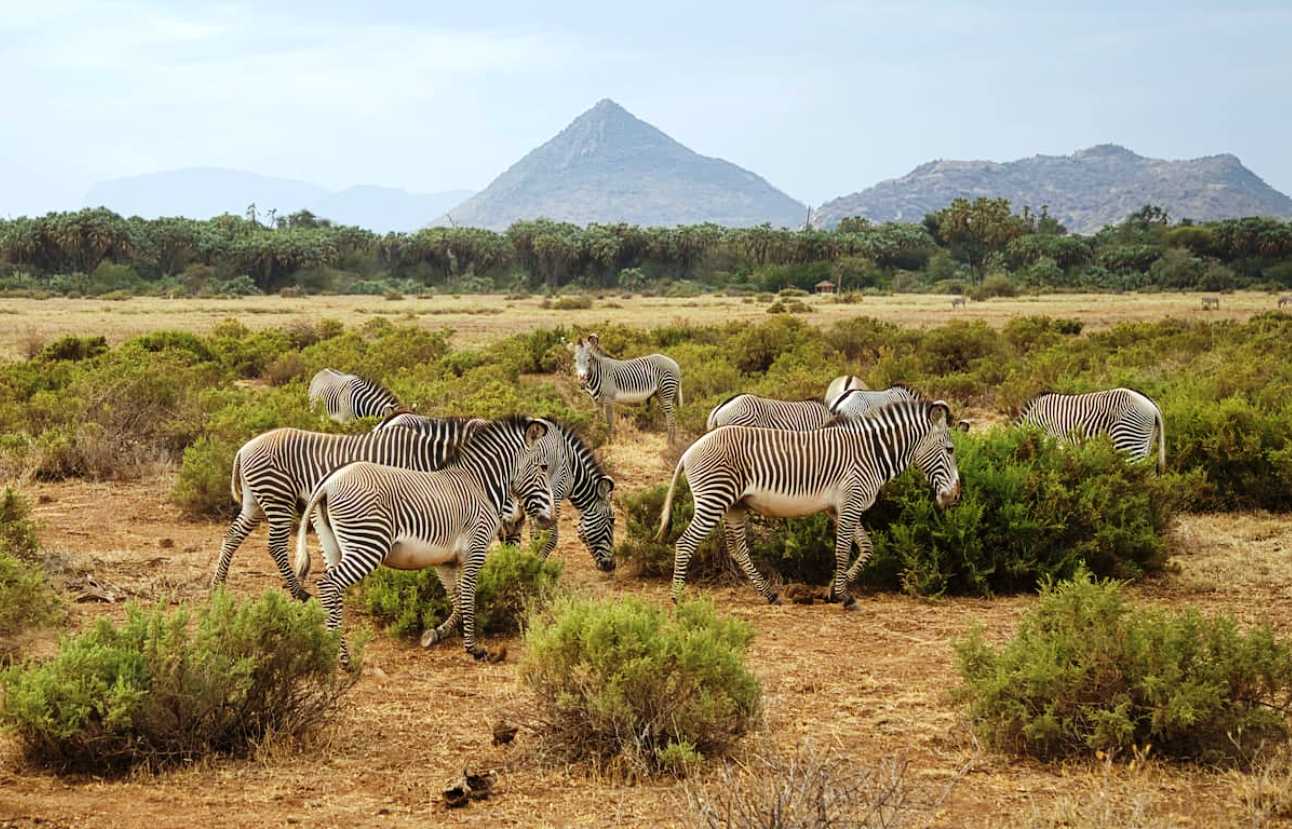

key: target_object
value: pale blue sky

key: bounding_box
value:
[2,0,1289,216]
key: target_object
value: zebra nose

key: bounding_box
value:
[597,558,616,573]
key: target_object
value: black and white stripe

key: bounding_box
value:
[294,417,559,662]
[1018,388,1166,472]
[212,419,482,599]
[1278,295,1290,308]
[308,368,401,422]
[829,384,922,420]
[658,399,962,607]
[706,394,831,432]
[824,375,867,410]
[573,334,683,443]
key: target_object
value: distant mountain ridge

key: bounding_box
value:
[438,99,806,229]
[84,169,471,233]
[814,144,1292,234]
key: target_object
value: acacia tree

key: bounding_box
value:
[930,198,1027,282]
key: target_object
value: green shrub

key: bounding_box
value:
[1165,394,1292,510]
[969,273,1019,301]
[551,295,593,310]
[39,335,108,362]
[172,436,241,518]
[520,596,760,775]
[0,487,40,563]
[356,544,561,639]
[955,570,1292,764]
[0,590,354,772]
[0,550,61,642]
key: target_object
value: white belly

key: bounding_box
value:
[614,388,654,404]
[386,535,463,569]
[741,486,834,518]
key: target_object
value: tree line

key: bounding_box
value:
[1,200,1290,297]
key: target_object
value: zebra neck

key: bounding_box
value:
[858,419,923,481]
[562,437,598,509]
[452,438,517,515]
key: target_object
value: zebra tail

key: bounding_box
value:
[655,456,686,542]
[230,450,243,505]
[1155,405,1166,475]
[294,486,328,585]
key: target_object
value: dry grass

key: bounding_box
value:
[0,291,1285,358]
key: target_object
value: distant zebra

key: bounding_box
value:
[379,412,617,569]
[706,394,831,431]
[212,420,482,599]
[829,384,922,420]
[1279,295,1291,309]
[950,296,967,309]
[1018,388,1166,473]
[1201,296,1220,311]
[308,368,400,422]
[573,334,683,443]
[294,417,560,662]
[659,399,962,607]
[824,375,867,409]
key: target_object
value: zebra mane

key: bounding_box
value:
[888,382,926,399]
[374,405,417,429]
[824,398,946,430]
[550,419,607,479]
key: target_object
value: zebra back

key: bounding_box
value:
[706,393,831,431]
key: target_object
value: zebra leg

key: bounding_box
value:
[724,508,778,605]
[421,564,462,648]
[264,505,311,601]
[603,402,616,441]
[458,540,490,660]
[317,560,375,668]
[827,513,864,610]
[661,395,678,445]
[671,496,727,604]
[210,501,263,591]
[532,503,560,559]
[844,524,875,592]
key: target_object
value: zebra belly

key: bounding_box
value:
[386,535,466,569]
[615,388,655,404]
[741,486,836,518]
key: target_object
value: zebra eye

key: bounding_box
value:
[540,463,549,473]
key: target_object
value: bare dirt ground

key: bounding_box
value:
[3,421,1292,828]
[0,290,1283,359]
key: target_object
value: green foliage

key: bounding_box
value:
[520,596,760,775]
[0,551,60,642]
[356,544,562,639]
[0,590,354,772]
[955,570,1292,764]
[0,487,40,563]
[172,436,241,518]
[969,272,1020,300]
[39,335,108,362]
[1165,394,1292,510]
[550,294,593,310]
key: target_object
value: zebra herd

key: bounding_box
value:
[212,346,1167,664]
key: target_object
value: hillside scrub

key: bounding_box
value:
[0,590,355,772]
[955,571,1292,764]
[520,597,760,776]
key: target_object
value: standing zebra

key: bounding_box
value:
[829,384,922,419]
[950,296,966,309]
[824,375,867,410]
[294,418,559,662]
[1279,295,1291,309]
[308,368,401,422]
[378,412,618,569]
[706,394,831,431]
[1018,388,1166,472]
[213,419,483,599]
[658,399,962,607]
[572,334,683,443]
[1201,296,1220,311]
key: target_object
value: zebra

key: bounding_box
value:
[293,417,560,662]
[657,399,962,608]
[823,375,867,410]
[1278,295,1291,309]
[706,394,831,432]
[1201,296,1220,311]
[1017,388,1166,473]
[572,333,683,443]
[950,296,966,309]
[829,384,922,420]
[212,420,483,600]
[377,412,618,569]
[308,368,401,422]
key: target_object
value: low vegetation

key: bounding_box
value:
[0,489,60,651]
[955,570,1292,764]
[520,597,760,776]
[0,590,355,771]
[357,543,562,639]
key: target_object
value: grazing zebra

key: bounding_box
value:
[294,418,559,662]
[658,399,962,607]
[706,394,831,432]
[1018,388,1166,473]
[1201,296,1220,310]
[572,334,683,443]
[212,420,483,599]
[1279,295,1291,309]
[308,368,401,422]
[950,296,966,309]
[829,384,922,420]
[378,413,618,569]
[824,375,867,410]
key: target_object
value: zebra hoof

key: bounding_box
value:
[767,592,780,605]
[468,646,488,662]
[420,629,440,649]
[293,590,312,603]
[841,595,858,611]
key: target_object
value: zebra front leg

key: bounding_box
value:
[724,508,778,605]
[671,500,726,604]
[603,402,616,441]
[843,524,875,599]
[210,504,262,591]
[265,507,311,601]
[458,541,490,660]
[532,503,559,559]
[420,564,462,648]
[829,512,862,610]
[662,396,678,445]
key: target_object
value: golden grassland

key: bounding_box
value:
[0,290,1285,358]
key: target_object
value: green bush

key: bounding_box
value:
[39,335,108,362]
[0,487,40,563]
[356,544,561,639]
[0,550,60,642]
[0,590,354,771]
[969,273,1019,301]
[955,570,1292,764]
[1165,394,1292,510]
[172,435,241,518]
[520,596,760,775]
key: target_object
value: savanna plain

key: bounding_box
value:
[2,292,1291,828]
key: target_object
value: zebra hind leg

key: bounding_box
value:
[264,506,311,601]
[844,524,875,595]
[317,553,380,668]
[661,396,678,445]
[724,508,778,605]
[829,513,866,609]
[421,564,462,649]
[671,497,727,604]
[210,503,263,591]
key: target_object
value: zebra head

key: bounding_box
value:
[911,401,963,510]
[514,419,559,530]
[572,338,600,400]
[576,475,616,572]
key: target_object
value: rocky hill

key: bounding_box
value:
[438,99,806,229]
[814,145,1292,233]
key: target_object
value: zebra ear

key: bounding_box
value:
[596,476,615,497]
[524,419,549,446]
[956,419,972,432]
[929,401,952,426]
[587,333,600,347]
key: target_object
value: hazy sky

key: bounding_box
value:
[2,0,1289,216]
